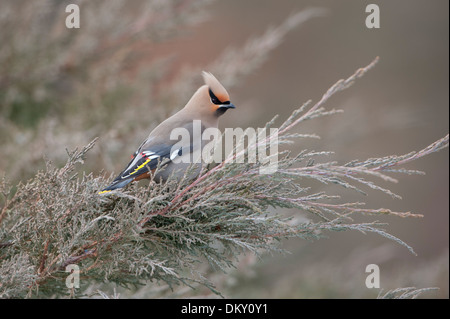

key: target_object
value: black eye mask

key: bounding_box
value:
[209,89,223,105]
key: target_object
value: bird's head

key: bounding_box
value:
[185,72,235,118]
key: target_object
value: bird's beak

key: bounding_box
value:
[219,103,236,109]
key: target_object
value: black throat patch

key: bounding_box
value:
[214,107,228,117]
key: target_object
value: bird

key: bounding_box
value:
[99,72,235,194]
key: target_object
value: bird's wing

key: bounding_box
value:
[99,120,205,194]
[114,120,203,181]
[98,142,180,194]
[114,143,181,181]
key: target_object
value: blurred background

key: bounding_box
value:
[0,0,448,298]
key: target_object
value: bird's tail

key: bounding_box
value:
[98,178,133,194]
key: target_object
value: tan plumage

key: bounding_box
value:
[99,72,235,194]
[202,71,230,102]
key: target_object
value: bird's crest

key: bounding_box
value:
[202,71,230,103]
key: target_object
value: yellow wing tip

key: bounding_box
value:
[98,190,112,195]
[129,158,152,176]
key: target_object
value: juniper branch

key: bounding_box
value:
[0,59,447,298]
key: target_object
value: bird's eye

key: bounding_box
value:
[209,89,221,105]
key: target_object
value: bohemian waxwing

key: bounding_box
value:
[99,72,235,194]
